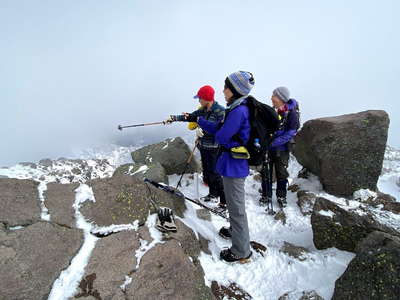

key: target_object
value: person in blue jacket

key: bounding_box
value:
[166,85,226,209]
[262,86,299,208]
[195,71,254,263]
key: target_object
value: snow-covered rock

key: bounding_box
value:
[113,161,168,184]
[311,197,399,252]
[131,137,200,175]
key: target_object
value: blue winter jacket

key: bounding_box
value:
[270,98,299,152]
[198,97,251,178]
[173,102,225,149]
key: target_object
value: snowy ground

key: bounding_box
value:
[1,144,399,300]
[170,166,355,300]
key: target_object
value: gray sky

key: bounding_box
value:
[1,0,399,166]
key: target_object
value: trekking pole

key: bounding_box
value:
[118,121,166,131]
[266,151,275,215]
[145,178,228,220]
[176,139,199,189]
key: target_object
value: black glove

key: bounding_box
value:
[165,115,177,124]
[157,207,173,223]
[185,114,198,122]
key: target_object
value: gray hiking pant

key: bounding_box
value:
[222,176,251,258]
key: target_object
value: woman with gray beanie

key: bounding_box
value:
[260,86,300,208]
[197,71,254,263]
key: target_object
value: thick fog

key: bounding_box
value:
[1,0,399,166]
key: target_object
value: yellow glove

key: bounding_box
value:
[188,105,202,130]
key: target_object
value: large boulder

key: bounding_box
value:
[131,137,200,175]
[125,220,214,299]
[332,231,400,300]
[0,178,41,227]
[72,220,212,300]
[293,110,389,197]
[113,162,168,184]
[81,174,186,227]
[311,197,398,252]
[45,182,80,228]
[72,230,141,299]
[0,221,83,300]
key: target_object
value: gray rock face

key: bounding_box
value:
[332,231,400,300]
[279,241,309,261]
[279,290,324,300]
[125,238,213,300]
[293,110,389,197]
[356,191,400,214]
[0,178,41,227]
[45,182,80,228]
[0,221,83,300]
[311,197,398,252]
[113,162,168,184]
[211,281,251,299]
[131,137,200,175]
[81,174,186,227]
[72,230,141,300]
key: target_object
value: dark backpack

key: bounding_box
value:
[232,96,280,166]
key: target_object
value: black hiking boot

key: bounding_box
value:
[277,197,287,208]
[259,196,272,206]
[218,226,232,239]
[220,248,252,263]
[200,194,218,202]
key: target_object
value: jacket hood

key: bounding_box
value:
[286,98,298,111]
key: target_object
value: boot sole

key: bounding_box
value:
[238,257,251,264]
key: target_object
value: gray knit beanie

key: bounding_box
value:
[273,86,290,102]
[227,71,255,96]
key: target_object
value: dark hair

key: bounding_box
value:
[224,78,242,101]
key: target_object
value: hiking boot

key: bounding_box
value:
[200,194,218,202]
[259,196,271,206]
[218,226,232,239]
[220,248,252,263]
[277,197,287,208]
[217,202,227,210]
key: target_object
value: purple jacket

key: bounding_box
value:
[270,98,299,152]
[198,97,251,178]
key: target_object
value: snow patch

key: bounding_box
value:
[353,189,377,202]
[48,184,98,300]
[120,276,133,291]
[134,214,164,270]
[132,165,149,175]
[91,220,139,236]
[37,181,50,221]
[318,210,335,218]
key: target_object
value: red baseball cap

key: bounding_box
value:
[193,85,215,102]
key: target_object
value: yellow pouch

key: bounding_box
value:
[188,122,198,130]
[230,146,250,160]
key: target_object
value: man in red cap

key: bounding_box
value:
[166,85,226,209]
